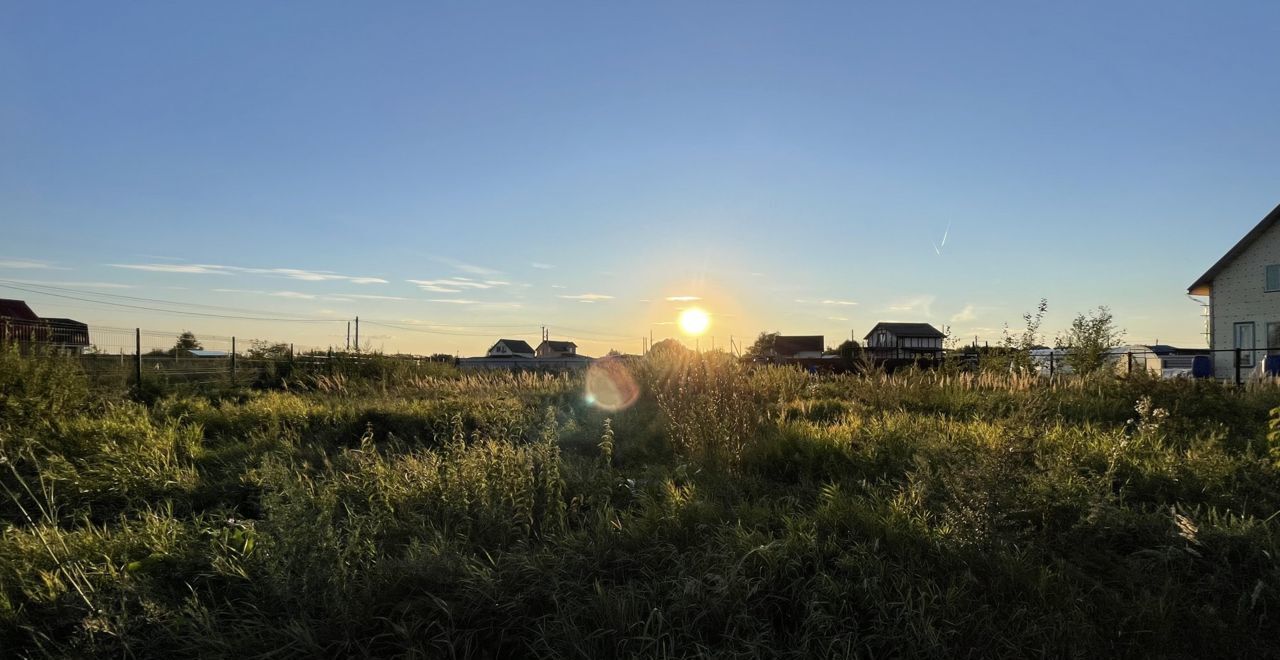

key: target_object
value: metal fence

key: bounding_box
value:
[0,318,439,389]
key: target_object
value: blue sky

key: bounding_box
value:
[3,1,1278,355]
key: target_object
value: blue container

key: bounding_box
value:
[1266,355,1280,377]
[1192,355,1213,379]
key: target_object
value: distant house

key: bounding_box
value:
[0,298,90,353]
[864,322,945,360]
[770,335,825,359]
[486,339,535,358]
[536,339,578,357]
[1188,202,1280,379]
[461,337,591,371]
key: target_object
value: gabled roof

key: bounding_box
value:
[186,349,229,357]
[0,299,39,321]
[773,335,824,356]
[1189,202,1280,295]
[493,339,535,354]
[864,322,946,339]
[540,340,577,351]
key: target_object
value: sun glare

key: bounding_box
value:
[678,307,711,336]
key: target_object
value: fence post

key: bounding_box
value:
[1235,348,1243,386]
[1127,352,1133,376]
[231,336,237,383]
[1049,351,1055,377]
[134,328,142,391]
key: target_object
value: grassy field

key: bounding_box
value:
[3,347,1280,658]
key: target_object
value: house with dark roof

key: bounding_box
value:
[770,335,825,359]
[486,339,535,358]
[0,299,39,322]
[0,299,90,353]
[863,322,945,360]
[1188,202,1280,379]
[461,336,592,372]
[536,339,578,358]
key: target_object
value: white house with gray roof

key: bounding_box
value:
[1188,202,1280,379]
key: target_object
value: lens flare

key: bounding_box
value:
[678,307,710,336]
[584,356,640,412]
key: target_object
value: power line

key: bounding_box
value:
[0,279,341,321]
[0,283,346,323]
[361,320,540,338]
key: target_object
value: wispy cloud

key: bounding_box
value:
[112,263,230,274]
[343,294,408,301]
[559,293,614,302]
[950,304,978,324]
[0,259,69,270]
[212,288,402,302]
[531,262,555,270]
[886,295,936,317]
[795,299,858,306]
[5,278,134,289]
[550,284,567,289]
[666,295,701,302]
[110,262,388,284]
[407,278,508,292]
[827,316,850,322]
[431,257,502,276]
[427,299,482,304]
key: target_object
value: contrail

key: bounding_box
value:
[933,221,951,255]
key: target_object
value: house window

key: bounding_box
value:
[1234,322,1256,367]
[1268,322,1280,357]
[1268,265,1280,292]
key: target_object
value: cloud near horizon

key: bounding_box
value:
[559,293,614,302]
[794,299,858,306]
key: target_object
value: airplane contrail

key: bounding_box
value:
[933,221,952,255]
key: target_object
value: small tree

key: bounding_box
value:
[1058,306,1124,375]
[169,331,202,357]
[246,340,289,360]
[745,332,780,358]
[1000,299,1048,372]
[647,338,690,358]
[836,339,860,358]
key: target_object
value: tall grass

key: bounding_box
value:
[2,351,1279,657]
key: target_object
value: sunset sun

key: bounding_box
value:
[678,307,711,336]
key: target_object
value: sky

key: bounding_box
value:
[3,1,1279,356]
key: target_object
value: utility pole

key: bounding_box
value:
[354,316,359,353]
[346,322,351,351]
[134,328,142,392]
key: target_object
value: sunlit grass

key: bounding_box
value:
[2,345,1280,657]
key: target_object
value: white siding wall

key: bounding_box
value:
[1210,222,1280,379]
